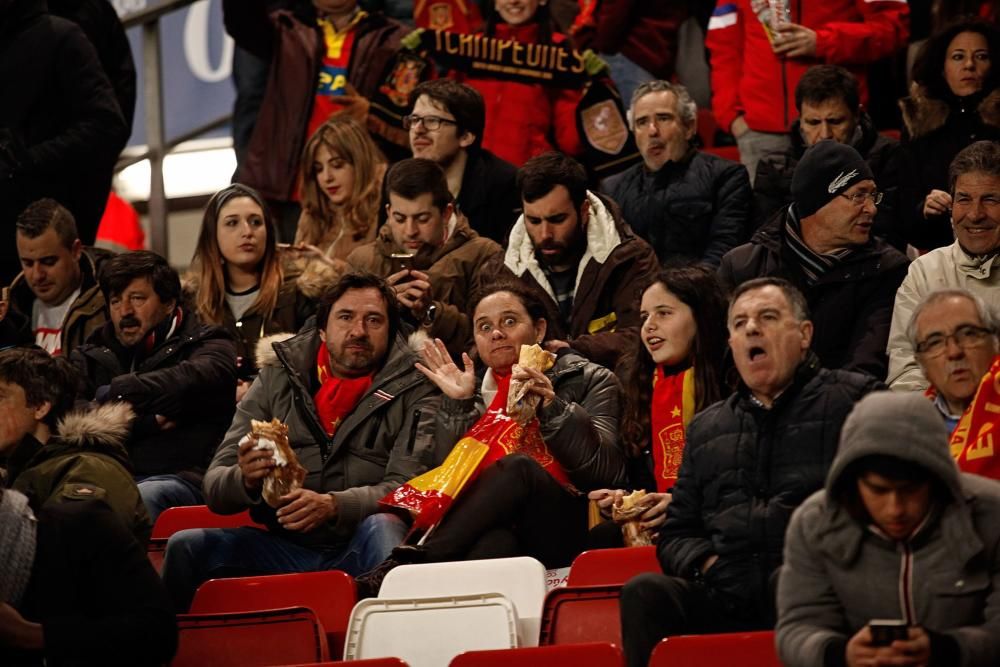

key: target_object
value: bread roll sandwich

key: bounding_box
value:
[612,490,655,547]
[507,343,556,424]
[251,418,307,508]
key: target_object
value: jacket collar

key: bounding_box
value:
[949,240,1000,278]
[504,191,623,303]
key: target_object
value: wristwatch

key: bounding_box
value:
[421,303,438,328]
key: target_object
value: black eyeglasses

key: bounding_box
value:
[402,114,458,131]
[839,191,884,206]
[915,324,995,357]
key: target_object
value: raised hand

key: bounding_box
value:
[415,337,476,400]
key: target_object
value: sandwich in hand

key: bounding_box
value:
[507,343,556,425]
[612,490,655,547]
[251,418,307,508]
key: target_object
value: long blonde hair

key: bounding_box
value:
[297,116,385,248]
[189,184,283,326]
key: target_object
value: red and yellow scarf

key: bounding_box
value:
[314,345,373,437]
[945,354,1000,479]
[649,366,696,492]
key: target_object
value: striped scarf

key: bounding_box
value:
[784,206,854,285]
[0,489,38,607]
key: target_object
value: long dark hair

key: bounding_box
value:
[912,18,1000,100]
[621,266,729,459]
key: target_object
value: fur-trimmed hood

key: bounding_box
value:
[254,329,431,370]
[899,85,1000,140]
[57,402,135,452]
[504,191,624,304]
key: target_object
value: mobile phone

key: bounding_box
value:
[390,253,415,274]
[869,619,908,647]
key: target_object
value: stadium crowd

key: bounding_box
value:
[2,0,1000,665]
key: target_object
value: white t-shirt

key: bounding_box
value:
[31,287,81,355]
[226,286,260,323]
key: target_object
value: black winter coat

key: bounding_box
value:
[895,88,1000,250]
[70,313,237,478]
[456,148,520,245]
[5,500,177,667]
[602,148,751,267]
[659,356,882,621]
[0,0,128,283]
[719,211,909,380]
[753,113,902,248]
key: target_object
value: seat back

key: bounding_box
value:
[171,607,329,667]
[344,593,519,667]
[539,585,623,646]
[152,505,259,540]
[649,631,780,667]
[567,547,659,586]
[450,642,623,666]
[277,659,410,667]
[379,556,547,646]
[147,505,261,573]
[189,570,357,657]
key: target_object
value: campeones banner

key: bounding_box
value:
[412,29,593,88]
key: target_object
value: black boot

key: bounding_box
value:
[354,544,428,600]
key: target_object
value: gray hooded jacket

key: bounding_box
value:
[776,391,1000,667]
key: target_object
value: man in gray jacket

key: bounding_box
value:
[161,272,442,611]
[777,391,1000,667]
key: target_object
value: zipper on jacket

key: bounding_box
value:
[898,541,915,625]
[406,409,421,455]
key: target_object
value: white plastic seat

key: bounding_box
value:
[343,593,518,666]
[378,556,548,646]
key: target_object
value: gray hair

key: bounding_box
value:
[627,80,697,131]
[949,140,1000,194]
[727,277,810,326]
[906,288,1000,351]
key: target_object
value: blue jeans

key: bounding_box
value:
[161,513,408,611]
[137,474,205,525]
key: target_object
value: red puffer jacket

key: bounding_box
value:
[706,0,909,135]
[458,22,585,166]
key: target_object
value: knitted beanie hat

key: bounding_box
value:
[0,487,38,607]
[791,140,874,218]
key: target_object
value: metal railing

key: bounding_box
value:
[118,0,232,256]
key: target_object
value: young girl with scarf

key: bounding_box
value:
[588,265,730,547]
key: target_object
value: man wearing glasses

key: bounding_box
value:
[906,289,999,436]
[720,140,908,379]
[889,141,1000,391]
[403,79,519,245]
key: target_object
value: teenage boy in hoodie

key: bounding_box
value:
[777,391,1000,667]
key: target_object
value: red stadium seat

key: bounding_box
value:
[152,505,261,540]
[539,585,623,646]
[147,505,262,573]
[649,631,780,667]
[567,547,659,586]
[450,642,624,666]
[171,607,329,667]
[190,570,357,658]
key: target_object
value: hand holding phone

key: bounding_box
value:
[868,619,908,647]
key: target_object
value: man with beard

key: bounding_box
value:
[69,251,237,522]
[888,141,1000,391]
[160,272,443,612]
[348,158,502,358]
[602,80,751,267]
[720,141,909,380]
[503,152,658,370]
